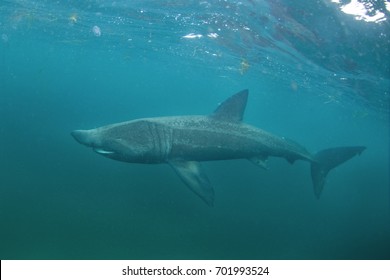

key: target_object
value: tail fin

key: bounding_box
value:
[311,146,366,198]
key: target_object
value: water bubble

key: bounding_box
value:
[92,25,101,37]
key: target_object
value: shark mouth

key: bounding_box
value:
[93,148,115,155]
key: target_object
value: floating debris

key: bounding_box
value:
[92,25,101,37]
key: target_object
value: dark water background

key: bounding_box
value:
[0,0,389,259]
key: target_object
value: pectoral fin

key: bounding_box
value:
[168,160,215,207]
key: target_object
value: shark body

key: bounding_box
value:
[72,90,365,206]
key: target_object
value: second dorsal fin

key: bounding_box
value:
[211,89,248,122]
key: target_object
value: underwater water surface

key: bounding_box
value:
[0,0,389,259]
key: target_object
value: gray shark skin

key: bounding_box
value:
[71,90,366,206]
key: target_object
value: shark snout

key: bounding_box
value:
[71,130,93,147]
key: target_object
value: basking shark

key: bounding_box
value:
[71,90,365,206]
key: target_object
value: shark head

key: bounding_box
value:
[71,129,115,156]
[71,129,96,147]
[71,120,166,163]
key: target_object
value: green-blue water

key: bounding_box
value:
[0,0,389,259]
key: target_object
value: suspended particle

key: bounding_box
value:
[92,25,101,37]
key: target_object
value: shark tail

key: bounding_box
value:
[311,146,366,198]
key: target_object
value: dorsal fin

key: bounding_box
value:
[211,89,249,122]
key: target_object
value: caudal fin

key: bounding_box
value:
[311,146,366,198]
